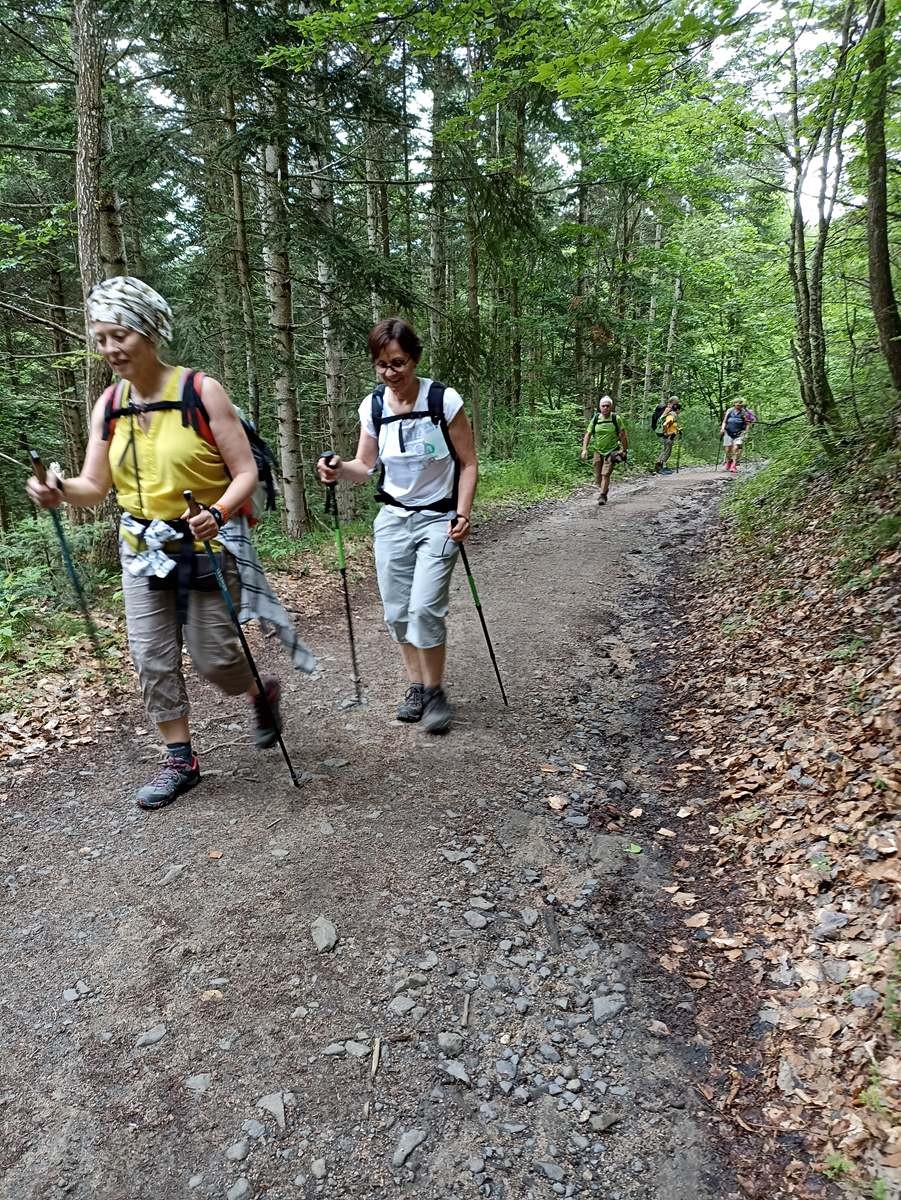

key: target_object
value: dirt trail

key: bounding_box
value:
[1,468,738,1200]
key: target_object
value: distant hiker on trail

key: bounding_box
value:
[580,394,628,505]
[316,317,478,735]
[655,398,681,472]
[721,399,749,473]
[25,276,315,811]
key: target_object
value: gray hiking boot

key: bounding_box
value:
[397,683,425,723]
[422,686,452,734]
[136,755,201,811]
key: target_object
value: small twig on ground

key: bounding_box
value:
[194,738,251,756]
[461,993,471,1027]
[370,1036,381,1082]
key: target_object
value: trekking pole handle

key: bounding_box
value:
[183,490,202,518]
[28,449,47,485]
[319,451,339,516]
[25,446,64,495]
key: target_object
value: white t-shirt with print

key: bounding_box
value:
[359,378,464,512]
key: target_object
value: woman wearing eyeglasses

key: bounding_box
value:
[317,317,478,733]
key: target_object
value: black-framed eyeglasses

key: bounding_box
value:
[374,357,410,373]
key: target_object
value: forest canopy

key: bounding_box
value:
[0,0,898,534]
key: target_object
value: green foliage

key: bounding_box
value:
[727,384,901,586]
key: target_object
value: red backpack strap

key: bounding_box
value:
[180,369,215,447]
[101,380,126,442]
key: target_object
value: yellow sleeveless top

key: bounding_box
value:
[108,367,230,520]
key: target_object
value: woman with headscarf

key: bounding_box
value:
[26,277,314,811]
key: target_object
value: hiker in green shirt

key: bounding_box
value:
[580,395,629,506]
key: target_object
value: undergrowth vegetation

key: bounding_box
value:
[728,393,901,586]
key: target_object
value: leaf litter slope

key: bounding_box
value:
[658,480,900,1199]
[1,469,756,1200]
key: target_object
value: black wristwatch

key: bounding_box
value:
[208,505,226,529]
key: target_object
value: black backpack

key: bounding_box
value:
[650,402,667,432]
[101,370,279,519]
[370,381,458,513]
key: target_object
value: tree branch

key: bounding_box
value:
[0,300,85,342]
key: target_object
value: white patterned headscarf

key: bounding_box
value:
[87,276,173,344]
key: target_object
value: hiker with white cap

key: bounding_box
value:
[580,395,629,505]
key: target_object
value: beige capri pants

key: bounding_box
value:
[373,507,460,648]
[121,546,253,723]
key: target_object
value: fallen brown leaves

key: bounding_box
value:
[0,550,355,767]
[659,483,900,1198]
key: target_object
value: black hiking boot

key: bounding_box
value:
[597,493,608,505]
[397,683,425,723]
[422,686,452,734]
[253,677,282,749]
[136,754,201,811]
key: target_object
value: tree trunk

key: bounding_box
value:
[260,129,310,535]
[660,276,682,401]
[428,75,445,369]
[642,218,663,411]
[221,0,261,427]
[574,178,590,417]
[71,0,113,410]
[48,258,87,481]
[364,132,381,323]
[310,122,345,455]
[70,0,122,564]
[98,113,127,278]
[864,0,901,395]
[466,196,482,449]
[609,192,640,405]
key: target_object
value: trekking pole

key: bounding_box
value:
[319,453,362,704]
[714,435,722,471]
[25,446,104,660]
[183,491,301,788]
[458,544,509,707]
[675,431,682,474]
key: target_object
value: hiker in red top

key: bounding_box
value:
[25,277,312,810]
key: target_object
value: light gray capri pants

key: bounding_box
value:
[373,507,460,648]
[121,546,253,723]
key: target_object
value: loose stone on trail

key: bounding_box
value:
[183,1074,211,1094]
[592,995,626,1024]
[135,1023,167,1047]
[158,863,186,886]
[391,1127,427,1167]
[311,915,338,953]
[440,848,473,863]
[226,1178,253,1200]
[257,1090,287,1131]
[437,1031,464,1056]
[440,1059,471,1085]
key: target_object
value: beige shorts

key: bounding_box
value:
[121,545,253,723]
[723,433,744,448]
